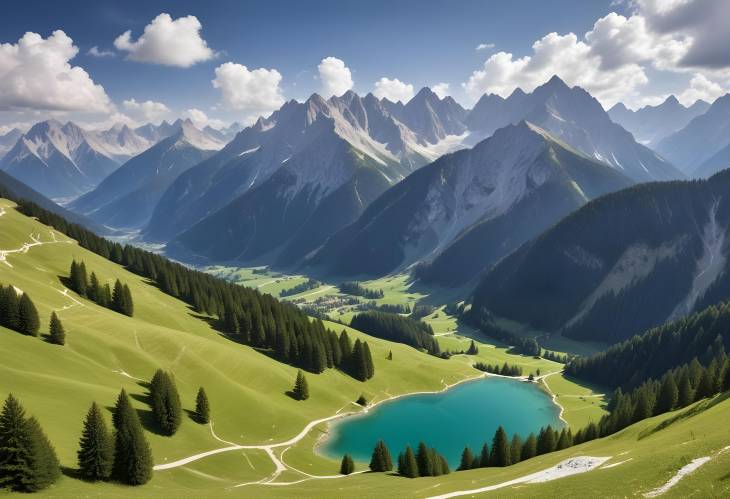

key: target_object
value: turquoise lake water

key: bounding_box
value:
[320,376,562,468]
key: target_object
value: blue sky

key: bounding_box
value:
[0,0,728,131]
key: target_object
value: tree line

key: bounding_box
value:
[339,281,384,299]
[473,362,523,377]
[350,311,440,356]
[10,199,376,381]
[566,299,730,389]
[280,278,320,297]
[0,285,65,345]
[68,260,134,317]
[465,307,541,357]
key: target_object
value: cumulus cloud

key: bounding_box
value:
[122,98,171,124]
[476,43,495,51]
[431,83,450,99]
[318,57,353,97]
[373,77,414,103]
[184,108,226,129]
[212,62,285,123]
[87,46,115,58]
[676,73,725,106]
[0,30,111,113]
[637,0,730,69]
[462,1,730,108]
[114,13,214,67]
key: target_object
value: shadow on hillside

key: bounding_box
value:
[184,408,206,424]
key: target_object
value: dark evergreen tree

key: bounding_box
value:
[478,442,490,467]
[0,394,60,492]
[416,442,433,477]
[556,429,573,450]
[457,446,474,471]
[292,370,309,401]
[112,280,125,314]
[677,370,694,407]
[48,311,65,346]
[398,446,418,478]
[510,434,523,464]
[111,389,153,485]
[122,284,134,317]
[466,340,479,355]
[489,426,511,467]
[537,425,557,455]
[88,272,100,303]
[363,342,375,380]
[195,387,210,424]
[340,454,355,475]
[655,374,679,414]
[695,367,715,401]
[77,402,113,481]
[369,440,393,472]
[69,260,87,297]
[17,293,40,336]
[521,433,537,461]
[150,370,182,436]
[0,285,20,330]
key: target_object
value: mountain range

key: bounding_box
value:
[656,94,730,177]
[69,119,225,228]
[471,168,730,344]
[308,122,633,285]
[160,76,682,269]
[149,88,470,263]
[608,96,709,149]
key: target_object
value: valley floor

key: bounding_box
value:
[6,198,722,498]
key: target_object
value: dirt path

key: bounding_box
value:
[643,445,730,497]
[426,456,611,499]
[0,231,72,268]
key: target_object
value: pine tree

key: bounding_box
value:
[77,402,113,481]
[398,446,418,478]
[631,387,653,422]
[467,340,479,355]
[678,370,694,407]
[695,367,714,401]
[478,442,490,467]
[292,370,309,401]
[363,342,375,380]
[457,446,474,471]
[655,374,679,414]
[112,280,125,314]
[510,434,523,464]
[0,394,60,492]
[537,426,557,455]
[521,433,537,460]
[70,260,87,297]
[88,272,100,303]
[111,389,153,485]
[17,293,40,336]
[48,311,65,346]
[150,370,182,436]
[195,387,210,424]
[489,426,511,466]
[22,417,61,492]
[0,285,20,330]
[387,350,393,360]
[369,440,393,472]
[99,284,112,308]
[416,442,433,477]
[340,454,355,475]
[556,428,573,450]
[122,284,134,317]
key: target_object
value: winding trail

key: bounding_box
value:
[538,372,569,425]
[643,445,730,497]
[425,456,611,499]
[0,231,72,268]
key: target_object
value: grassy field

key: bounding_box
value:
[0,199,612,497]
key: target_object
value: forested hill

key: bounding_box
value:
[471,168,730,344]
[7,195,358,377]
[566,299,730,389]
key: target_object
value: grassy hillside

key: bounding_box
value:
[0,198,607,497]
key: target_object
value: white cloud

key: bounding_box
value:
[114,13,214,67]
[87,46,115,58]
[476,43,495,51]
[184,108,225,129]
[463,31,649,107]
[0,30,111,113]
[318,57,353,97]
[373,77,414,103]
[212,62,285,123]
[431,82,450,99]
[0,122,31,135]
[676,73,725,106]
[122,98,171,124]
